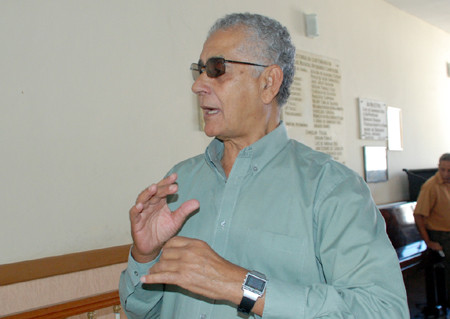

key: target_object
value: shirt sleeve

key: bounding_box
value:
[262,174,410,319]
[414,181,435,217]
[119,249,164,319]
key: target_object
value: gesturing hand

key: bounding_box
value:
[129,173,200,263]
[141,236,247,304]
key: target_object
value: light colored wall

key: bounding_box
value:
[1,0,449,267]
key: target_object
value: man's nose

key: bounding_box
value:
[191,73,209,95]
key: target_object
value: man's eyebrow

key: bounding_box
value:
[200,55,226,63]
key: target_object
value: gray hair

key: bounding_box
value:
[208,13,296,106]
[440,153,450,162]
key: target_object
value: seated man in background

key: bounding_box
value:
[119,12,409,319]
[414,153,450,313]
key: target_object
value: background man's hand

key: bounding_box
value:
[426,240,443,251]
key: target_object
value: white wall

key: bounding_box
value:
[1,0,449,264]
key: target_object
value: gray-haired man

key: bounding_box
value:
[119,13,409,319]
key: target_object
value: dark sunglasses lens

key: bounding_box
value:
[191,58,226,80]
[206,58,225,78]
[191,63,202,80]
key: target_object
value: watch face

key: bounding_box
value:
[246,275,266,291]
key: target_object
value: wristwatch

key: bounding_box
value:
[237,270,267,314]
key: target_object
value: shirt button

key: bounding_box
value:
[220,220,226,229]
[134,271,139,277]
[253,166,258,172]
[200,314,207,319]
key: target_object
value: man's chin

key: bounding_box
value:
[203,127,217,138]
[203,123,222,138]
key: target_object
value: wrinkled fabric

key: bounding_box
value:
[414,172,450,231]
[119,123,409,319]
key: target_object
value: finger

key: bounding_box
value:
[160,238,214,265]
[158,238,192,260]
[143,256,189,284]
[152,173,181,200]
[129,202,145,223]
[163,236,198,249]
[154,173,178,191]
[141,270,178,285]
[171,199,200,225]
[135,173,178,205]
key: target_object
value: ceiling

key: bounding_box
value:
[384,0,450,34]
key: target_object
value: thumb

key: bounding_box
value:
[172,199,200,224]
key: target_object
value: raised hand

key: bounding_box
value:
[129,173,200,263]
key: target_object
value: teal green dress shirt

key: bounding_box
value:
[119,123,409,319]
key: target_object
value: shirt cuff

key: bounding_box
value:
[262,277,306,318]
[125,247,161,286]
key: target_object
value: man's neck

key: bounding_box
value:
[221,140,245,178]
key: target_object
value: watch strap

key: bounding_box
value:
[237,295,256,314]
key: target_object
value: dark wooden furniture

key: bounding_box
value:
[378,201,426,271]
[403,168,437,202]
[379,201,447,317]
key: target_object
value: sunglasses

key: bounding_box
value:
[190,57,268,80]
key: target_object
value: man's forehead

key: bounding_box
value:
[439,160,450,167]
[200,29,248,60]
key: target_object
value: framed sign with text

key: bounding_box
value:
[359,98,387,140]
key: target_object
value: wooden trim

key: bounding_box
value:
[0,244,131,286]
[0,290,120,319]
[400,254,423,272]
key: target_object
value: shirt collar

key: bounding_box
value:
[205,121,290,173]
[435,171,444,184]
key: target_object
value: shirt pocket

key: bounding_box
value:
[239,228,314,283]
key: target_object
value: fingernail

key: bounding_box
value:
[140,276,146,283]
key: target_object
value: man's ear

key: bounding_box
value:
[261,65,283,104]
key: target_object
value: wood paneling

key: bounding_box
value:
[0,245,131,286]
[0,290,120,319]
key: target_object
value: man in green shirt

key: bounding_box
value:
[119,13,409,318]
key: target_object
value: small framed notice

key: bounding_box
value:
[387,106,403,151]
[359,98,387,140]
[363,146,388,183]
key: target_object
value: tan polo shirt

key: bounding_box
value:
[414,172,450,231]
